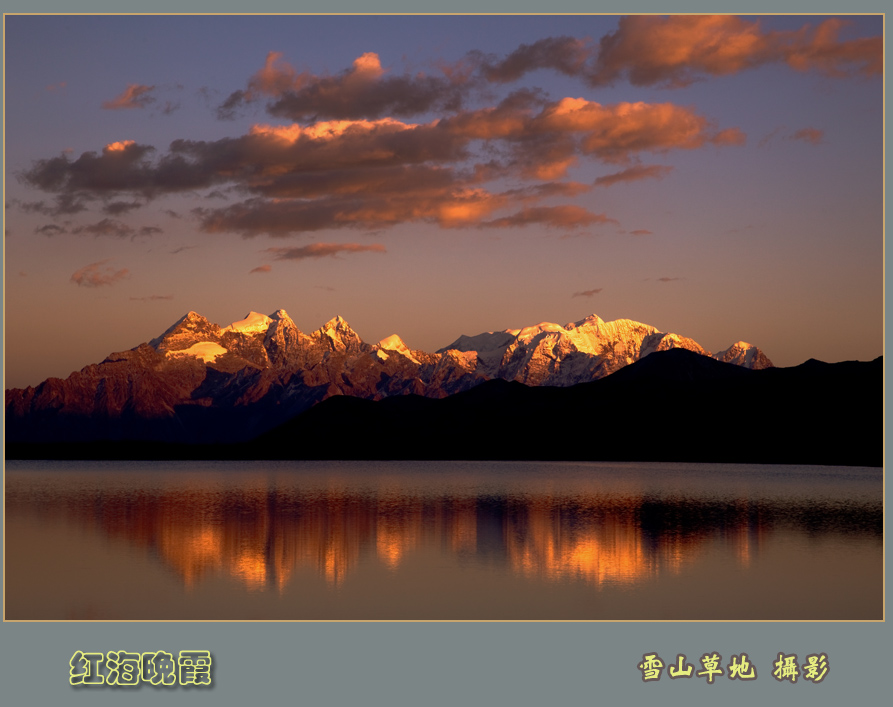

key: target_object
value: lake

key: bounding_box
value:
[4,459,882,620]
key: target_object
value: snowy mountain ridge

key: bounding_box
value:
[148,308,773,385]
[5,309,773,444]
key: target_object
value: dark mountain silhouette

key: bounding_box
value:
[8,349,881,467]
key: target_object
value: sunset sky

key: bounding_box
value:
[3,14,883,390]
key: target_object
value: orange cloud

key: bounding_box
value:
[104,140,137,153]
[249,51,308,97]
[711,127,747,146]
[592,15,882,87]
[70,259,129,287]
[102,84,156,109]
[537,99,740,163]
[199,181,508,236]
[250,264,272,274]
[27,58,748,241]
[783,18,882,77]
[442,96,742,172]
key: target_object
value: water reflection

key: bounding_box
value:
[6,460,881,607]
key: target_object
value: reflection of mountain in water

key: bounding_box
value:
[7,478,880,593]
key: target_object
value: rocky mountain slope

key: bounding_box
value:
[6,309,772,444]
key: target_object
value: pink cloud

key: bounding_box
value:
[102,84,156,110]
[70,259,129,287]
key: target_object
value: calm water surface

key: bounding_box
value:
[5,460,882,620]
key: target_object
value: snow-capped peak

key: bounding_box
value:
[323,315,350,331]
[712,341,773,370]
[173,310,213,328]
[508,321,569,340]
[167,341,228,363]
[565,313,605,330]
[225,311,274,335]
[149,310,218,350]
[377,334,420,363]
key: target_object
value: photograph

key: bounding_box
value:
[3,13,882,622]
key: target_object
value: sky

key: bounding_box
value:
[2,14,883,390]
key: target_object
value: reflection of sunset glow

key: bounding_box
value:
[157,520,224,590]
[233,553,268,591]
[7,475,855,596]
[376,524,413,570]
[447,501,477,554]
[504,503,656,587]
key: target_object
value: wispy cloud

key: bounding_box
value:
[35,224,67,236]
[264,243,387,260]
[102,201,143,216]
[758,126,784,149]
[69,219,162,238]
[787,127,825,145]
[71,259,129,287]
[658,276,683,282]
[102,83,156,110]
[475,36,591,83]
[130,294,173,301]
[250,264,272,274]
[481,206,617,230]
[572,288,603,297]
[594,165,673,188]
[14,195,88,217]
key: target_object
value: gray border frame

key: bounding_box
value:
[1,3,886,705]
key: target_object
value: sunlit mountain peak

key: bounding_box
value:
[509,321,569,340]
[270,309,293,322]
[566,313,606,329]
[323,315,350,330]
[225,311,274,335]
[377,334,420,364]
[712,341,773,369]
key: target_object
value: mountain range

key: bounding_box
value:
[6,309,773,448]
[11,307,878,467]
